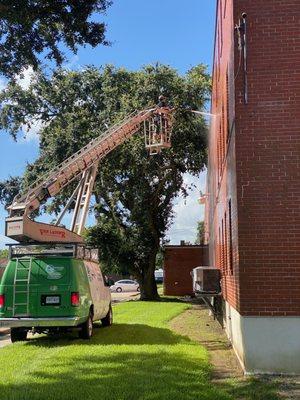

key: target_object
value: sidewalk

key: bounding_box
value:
[111,291,140,304]
[0,328,11,348]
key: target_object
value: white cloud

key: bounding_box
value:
[16,66,35,90]
[62,55,80,71]
[166,171,207,245]
[0,68,41,142]
[21,119,44,142]
[0,66,35,93]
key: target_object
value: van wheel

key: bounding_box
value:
[79,311,93,339]
[116,287,122,293]
[11,328,27,343]
[101,304,113,327]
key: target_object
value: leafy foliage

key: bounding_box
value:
[195,220,205,245]
[0,249,8,259]
[0,64,210,299]
[0,176,22,208]
[0,0,112,78]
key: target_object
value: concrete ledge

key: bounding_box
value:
[224,302,300,374]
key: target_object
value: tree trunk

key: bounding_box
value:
[139,248,160,301]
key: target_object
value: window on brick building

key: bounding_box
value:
[217,136,220,180]
[224,0,227,18]
[228,199,233,275]
[219,0,223,57]
[217,30,220,82]
[221,218,225,272]
[218,226,221,269]
[226,67,230,142]
[221,101,226,151]
[224,211,228,273]
[217,122,223,179]
[213,71,218,107]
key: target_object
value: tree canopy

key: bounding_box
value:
[0,0,112,78]
[0,64,210,299]
[195,220,205,245]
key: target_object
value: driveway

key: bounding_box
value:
[111,291,140,303]
[0,292,140,347]
[0,328,11,348]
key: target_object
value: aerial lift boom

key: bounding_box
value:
[5,106,173,244]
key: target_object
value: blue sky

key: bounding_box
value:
[0,0,216,248]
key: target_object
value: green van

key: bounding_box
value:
[0,244,112,342]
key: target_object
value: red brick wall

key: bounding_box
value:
[163,245,208,296]
[207,0,300,316]
[207,0,240,310]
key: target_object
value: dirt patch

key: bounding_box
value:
[170,303,300,399]
[276,378,300,400]
[169,303,242,380]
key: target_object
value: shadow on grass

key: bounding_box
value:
[0,351,215,400]
[0,323,281,400]
[25,323,192,347]
[0,349,281,400]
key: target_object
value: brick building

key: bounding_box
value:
[206,0,300,373]
[163,244,208,296]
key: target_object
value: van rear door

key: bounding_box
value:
[1,258,40,317]
[34,258,71,318]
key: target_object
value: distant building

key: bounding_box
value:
[206,0,300,373]
[163,243,208,296]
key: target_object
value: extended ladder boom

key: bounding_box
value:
[6,107,173,243]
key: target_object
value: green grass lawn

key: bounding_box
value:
[0,300,281,400]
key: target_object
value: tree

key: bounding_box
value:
[0,249,8,259]
[0,0,112,78]
[0,177,22,207]
[195,220,205,245]
[0,64,210,299]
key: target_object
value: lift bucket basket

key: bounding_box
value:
[144,112,173,155]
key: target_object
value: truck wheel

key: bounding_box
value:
[11,328,27,343]
[101,304,113,327]
[116,287,122,293]
[79,311,93,339]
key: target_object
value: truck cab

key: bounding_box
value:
[0,244,112,342]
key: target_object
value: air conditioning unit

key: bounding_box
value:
[192,267,221,294]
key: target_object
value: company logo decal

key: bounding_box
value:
[45,265,64,280]
[40,228,66,238]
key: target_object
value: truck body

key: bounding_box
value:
[0,244,112,341]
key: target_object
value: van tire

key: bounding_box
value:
[79,311,93,339]
[101,304,113,327]
[11,328,27,343]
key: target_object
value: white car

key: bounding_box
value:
[110,279,140,293]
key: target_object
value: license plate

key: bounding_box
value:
[42,295,61,305]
